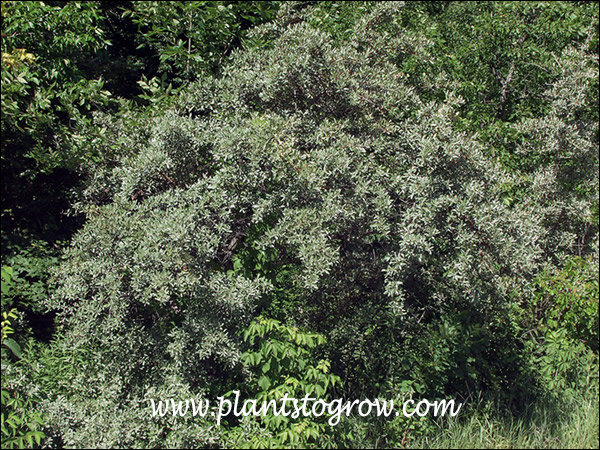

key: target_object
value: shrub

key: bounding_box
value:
[532,256,599,351]
[1,305,45,449]
[225,317,340,448]
[28,2,598,446]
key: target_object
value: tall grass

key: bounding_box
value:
[410,394,599,449]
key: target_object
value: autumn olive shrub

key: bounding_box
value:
[12,3,596,447]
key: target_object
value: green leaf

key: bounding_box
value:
[257,375,271,391]
[3,338,22,359]
[262,359,271,374]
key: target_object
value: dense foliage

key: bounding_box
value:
[1,1,598,449]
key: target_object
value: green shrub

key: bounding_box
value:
[124,1,280,84]
[0,388,45,450]
[225,317,340,448]
[1,241,61,312]
[23,2,598,446]
[1,306,45,450]
[514,256,600,399]
[532,256,599,351]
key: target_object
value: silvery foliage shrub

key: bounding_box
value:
[20,2,596,447]
[514,37,599,259]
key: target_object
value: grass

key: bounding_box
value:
[410,394,599,449]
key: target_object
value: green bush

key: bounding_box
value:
[124,1,280,84]
[532,256,599,351]
[1,306,45,450]
[225,317,340,448]
[3,2,597,448]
